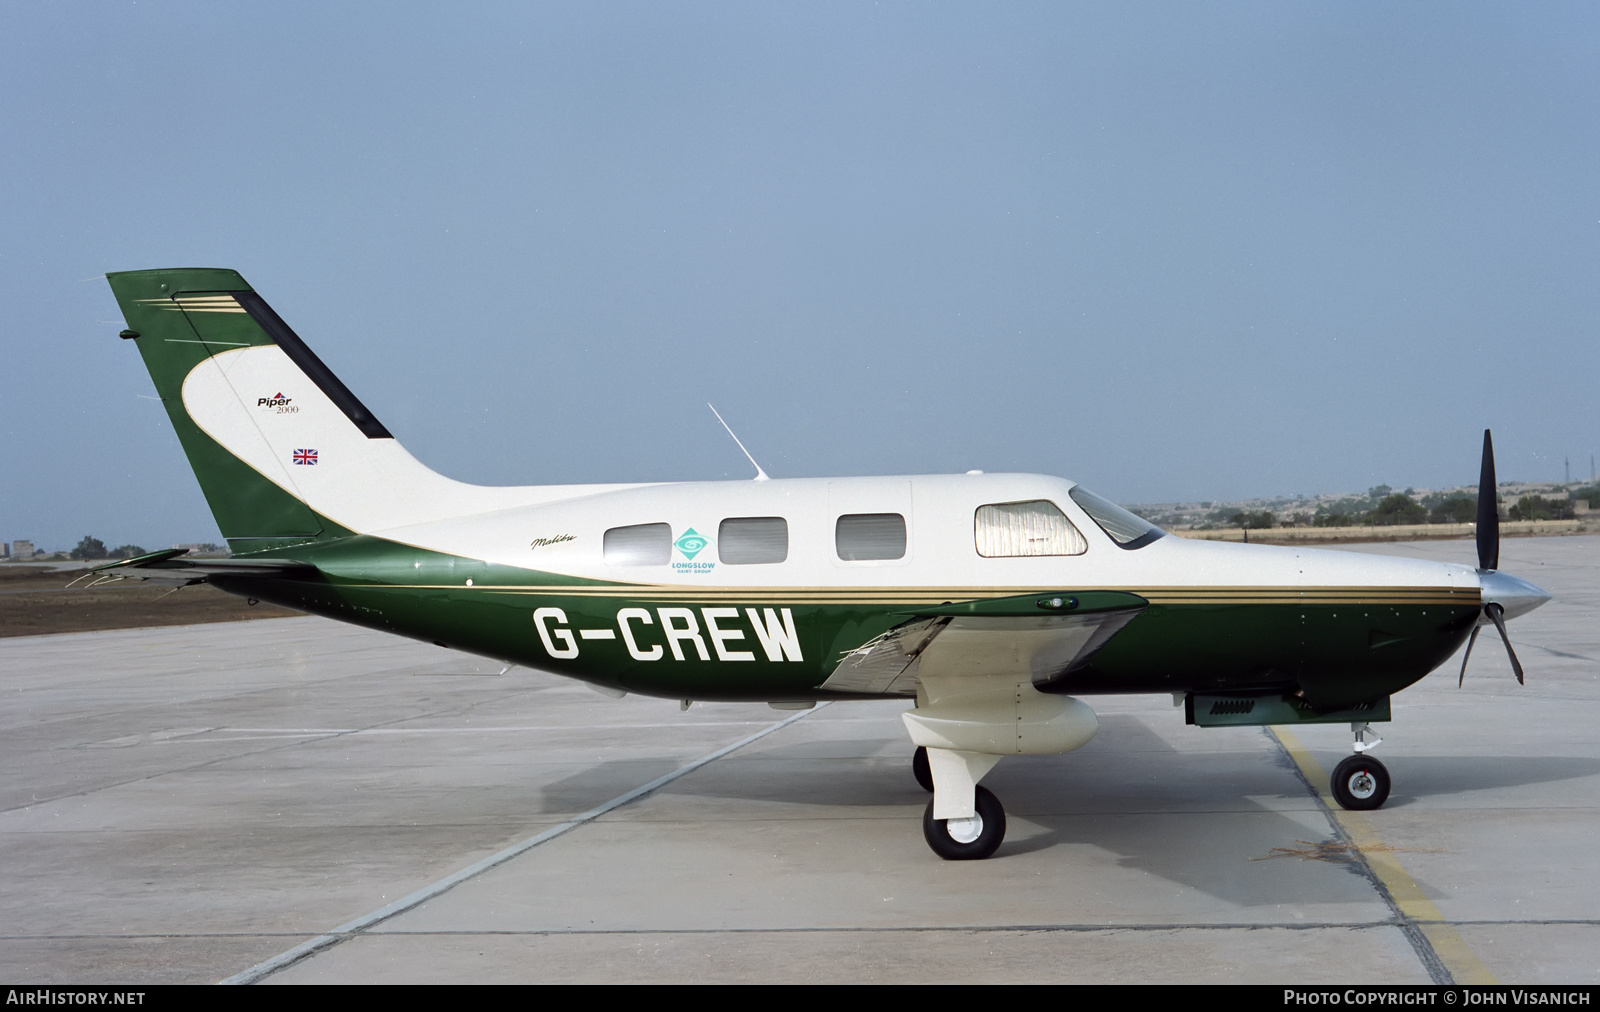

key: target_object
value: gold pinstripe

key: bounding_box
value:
[135,296,248,314]
[368,583,1479,607]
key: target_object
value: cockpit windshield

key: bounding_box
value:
[1067,486,1165,550]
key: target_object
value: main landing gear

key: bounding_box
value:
[923,785,1006,860]
[904,685,1098,860]
[911,746,1008,859]
[912,745,933,792]
[1330,723,1390,811]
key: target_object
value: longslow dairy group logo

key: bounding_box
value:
[674,529,708,560]
[672,528,714,574]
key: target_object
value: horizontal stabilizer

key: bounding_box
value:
[80,549,316,587]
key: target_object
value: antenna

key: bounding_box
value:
[708,403,770,482]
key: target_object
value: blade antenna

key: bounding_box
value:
[708,403,770,482]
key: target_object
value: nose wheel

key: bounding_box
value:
[1331,754,1390,810]
[923,785,1006,859]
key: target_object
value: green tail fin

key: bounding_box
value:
[108,268,374,551]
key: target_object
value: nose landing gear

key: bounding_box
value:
[1330,723,1390,810]
[1331,755,1390,809]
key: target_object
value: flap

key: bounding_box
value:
[81,549,316,587]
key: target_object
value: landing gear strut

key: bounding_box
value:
[1330,723,1390,810]
[923,785,1006,860]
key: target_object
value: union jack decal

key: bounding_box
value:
[293,448,318,466]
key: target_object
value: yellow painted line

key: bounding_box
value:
[1272,727,1497,985]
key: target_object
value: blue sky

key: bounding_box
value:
[3,2,1597,551]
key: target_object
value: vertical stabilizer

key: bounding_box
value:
[110,268,613,548]
[109,269,341,550]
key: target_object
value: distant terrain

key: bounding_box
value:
[1131,478,1597,544]
[0,566,302,638]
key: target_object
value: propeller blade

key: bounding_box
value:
[1477,429,1499,571]
[1484,602,1526,685]
[1458,622,1482,688]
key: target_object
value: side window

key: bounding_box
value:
[836,513,906,561]
[603,523,670,566]
[719,517,788,564]
[975,500,1087,557]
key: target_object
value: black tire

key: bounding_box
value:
[922,785,1006,860]
[912,746,933,792]
[1331,755,1391,811]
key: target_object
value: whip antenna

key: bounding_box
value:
[708,403,770,481]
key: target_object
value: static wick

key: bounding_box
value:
[708,403,770,482]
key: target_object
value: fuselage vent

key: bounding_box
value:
[1208,699,1257,715]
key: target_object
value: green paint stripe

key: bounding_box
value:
[1272,727,1498,985]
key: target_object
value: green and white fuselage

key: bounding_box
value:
[102,267,1549,859]
[220,475,1485,707]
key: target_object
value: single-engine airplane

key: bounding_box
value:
[97,268,1550,859]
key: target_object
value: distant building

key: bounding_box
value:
[10,540,34,560]
[173,542,230,558]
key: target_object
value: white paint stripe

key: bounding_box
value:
[217,702,827,985]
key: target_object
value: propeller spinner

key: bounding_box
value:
[1460,429,1550,687]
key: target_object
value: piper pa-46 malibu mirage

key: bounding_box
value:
[97,268,1550,859]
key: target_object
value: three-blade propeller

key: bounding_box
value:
[1460,429,1526,687]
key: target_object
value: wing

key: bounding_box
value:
[821,591,1147,696]
[76,548,316,587]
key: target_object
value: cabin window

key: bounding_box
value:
[603,523,671,566]
[835,513,906,561]
[1068,486,1165,550]
[974,500,1087,557]
[719,517,789,565]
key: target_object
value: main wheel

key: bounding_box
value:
[912,746,933,792]
[1331,755,1391,810]
[923,785,1006,860]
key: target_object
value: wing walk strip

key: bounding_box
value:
[1270,727,1498,986]
[217,704,826,986]
[374,584,1476,607]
